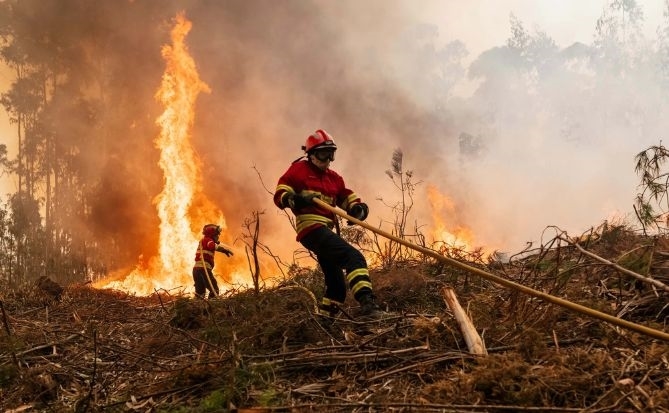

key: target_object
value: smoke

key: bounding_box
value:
[4,0,669,273]
[183,0,669,256]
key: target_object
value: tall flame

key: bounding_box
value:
[99,12,224,295]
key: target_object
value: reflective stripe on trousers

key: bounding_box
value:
[299,226,373,303]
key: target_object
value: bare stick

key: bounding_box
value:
[565,237,669,293]
[0,300,20,367]
[442,287,487,355]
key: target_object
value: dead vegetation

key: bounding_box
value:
[1,223,669,412]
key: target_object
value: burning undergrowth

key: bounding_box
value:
[1,223,669,412]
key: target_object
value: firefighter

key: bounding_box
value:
[193,224,233,299]
[274,129,384,319]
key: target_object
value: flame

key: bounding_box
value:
[98,12,226,296]
[426,184,476,250]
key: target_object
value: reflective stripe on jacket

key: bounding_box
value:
[193,236,217,270]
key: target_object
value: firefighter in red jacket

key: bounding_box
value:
[193,224,233,299]
[274,129,384,319]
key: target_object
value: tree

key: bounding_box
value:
[593,0,646,75]
[0,0,173,283]
[0,200,16,283]
[657,0,669,88]
[392,23,468,110]
[469,14,559,118]
[507,14,559,79]
[7,192,43,283]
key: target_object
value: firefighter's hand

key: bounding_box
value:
[287,192,319,210]
[347,203,369,225]
[216,246,233,257]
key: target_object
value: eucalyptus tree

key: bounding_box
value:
[658,0,669,89]
[0,0,188,283]
[0,0,117,282]
[593,0,646,78]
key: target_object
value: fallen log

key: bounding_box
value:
[441,287,487,355]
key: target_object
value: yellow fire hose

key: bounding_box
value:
[313,198,669,342]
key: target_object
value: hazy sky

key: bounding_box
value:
[416,0,664,61]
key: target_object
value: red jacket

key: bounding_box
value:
[274,159,363,240]
[193,236,217,270]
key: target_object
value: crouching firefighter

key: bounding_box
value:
[273,129,385,319]
[193,224,234,299]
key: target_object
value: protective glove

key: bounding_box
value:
[286,192,320,210]
[347,203,369,225]
[216,245,233,257]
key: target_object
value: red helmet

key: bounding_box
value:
[202,224,221,238]
[302,129,337,153]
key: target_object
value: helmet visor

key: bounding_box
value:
[313,148,336,162]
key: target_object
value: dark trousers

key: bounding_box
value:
[193,267,219,298]
[300,226,373,303]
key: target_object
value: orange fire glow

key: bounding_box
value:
[98,13,233,296]
[426,184,476,251]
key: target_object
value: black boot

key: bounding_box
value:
[317,302,340,319]
[358,294,384,319]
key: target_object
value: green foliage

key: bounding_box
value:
[255,387,281,406]
[157,407,192,413]
[0,193,46,284]
[634,143,669,233]
[0,364,19,388]
[286,264,324,297]
[617,247,652,275]
[8,192,41,239]
[158,369,282,412]
[199,389,227,412]
[0,201,16,283]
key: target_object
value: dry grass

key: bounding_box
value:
[1,224,669,412]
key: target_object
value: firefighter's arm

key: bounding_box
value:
[276,184,320,210]
[216,244,234,257]
[274,167,298,209]
[275,166,321,210]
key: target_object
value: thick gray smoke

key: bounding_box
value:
[185,0,669,255]
[3,0,669,268]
